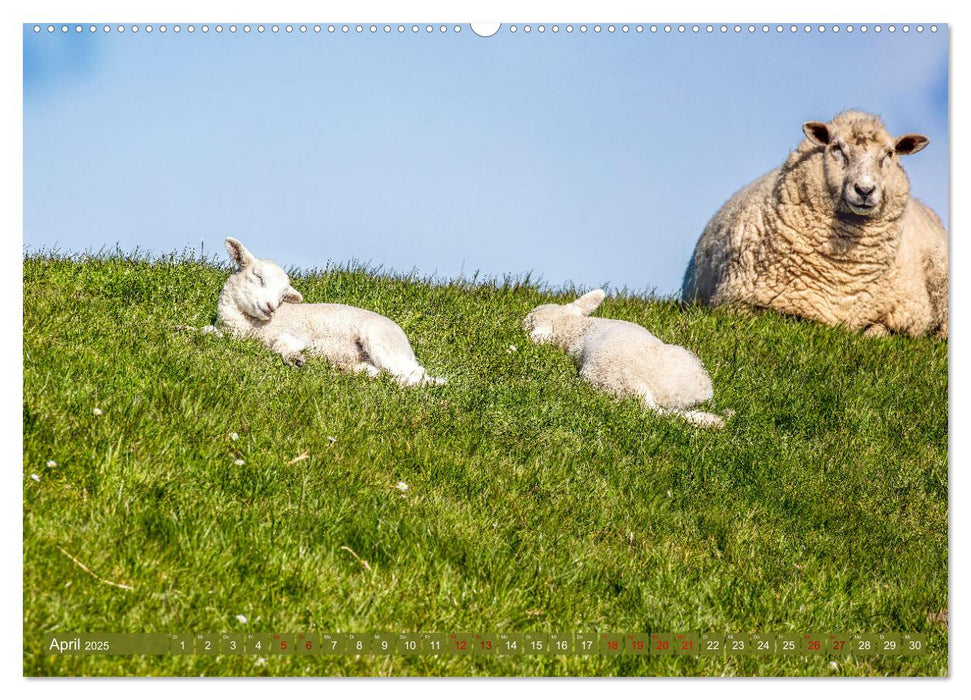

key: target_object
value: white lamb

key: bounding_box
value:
[523,290,729,428]
[204,237,446,387]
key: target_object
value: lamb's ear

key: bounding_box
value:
[225,237,255,269]
[895,133,929,156]
[283,286,303,304]
[802,121,832,147]
[572,289,606,316]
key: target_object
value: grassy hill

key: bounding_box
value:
[22,252,948,677]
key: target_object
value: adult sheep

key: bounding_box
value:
[681,111,947,338]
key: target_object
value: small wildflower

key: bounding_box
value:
[828,661,839,671]
[506,344,517,353]
[396,481,409,492]
[229,432,239,441]
[92,408,103,416]
[667,489,673,497]
[327,436,337,443]
[234,459,245,466]
[46,460,57,468]
[236,614,248,624]
[30,473,40,482]
[254,657,267,666]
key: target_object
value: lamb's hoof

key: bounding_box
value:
[287,354,306,367]
[863,324,888,338]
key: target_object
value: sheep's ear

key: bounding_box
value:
[283,286,303,304]
[895,133,929,156]
[802,121,832,147]
[225,237,255,269]
[572,289,606,316]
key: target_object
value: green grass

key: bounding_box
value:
[22,252,948,677]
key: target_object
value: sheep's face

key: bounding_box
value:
[223,237,304,322]
[523,289,606,344]
[802,112,928,219]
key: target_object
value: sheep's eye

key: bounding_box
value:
[253,271,264,286]
[831,144,845,161]
[882,151,894,166]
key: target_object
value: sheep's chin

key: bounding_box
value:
[841,194,882,218]
[845,201,879,217]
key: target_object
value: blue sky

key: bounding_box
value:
[23,23,948,295]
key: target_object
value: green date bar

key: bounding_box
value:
[40,631,930,656]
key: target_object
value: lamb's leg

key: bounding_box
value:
[641,391,726,429]
[271,333,308,367]
[174,324,224,338]
[364,335,446,387]
[392,366,447,387]
[424,372,448,386]
[863,323,889,338]
[671,410,726,429]
[353,362,382,378]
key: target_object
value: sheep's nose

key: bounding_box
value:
[854,183,876,199]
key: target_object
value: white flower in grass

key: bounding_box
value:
[506,344,517,353]
[254,657,267,666]
[46,460,57,468]
[92,407,103,416]
[396,481,409,492]
[30,473,40,482]
[229,432,239,441]
[828,661,839,671]
[327,436,337,443]
[234,459,245,466]
[236,614,248,624]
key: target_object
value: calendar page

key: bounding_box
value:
[22,14,948,678]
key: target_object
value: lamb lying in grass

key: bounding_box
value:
[523,290,729,428]
[202,237,446,387]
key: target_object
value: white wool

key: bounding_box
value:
[682,111,947,338]
[206,238,445,387]
[524,290,729,429]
